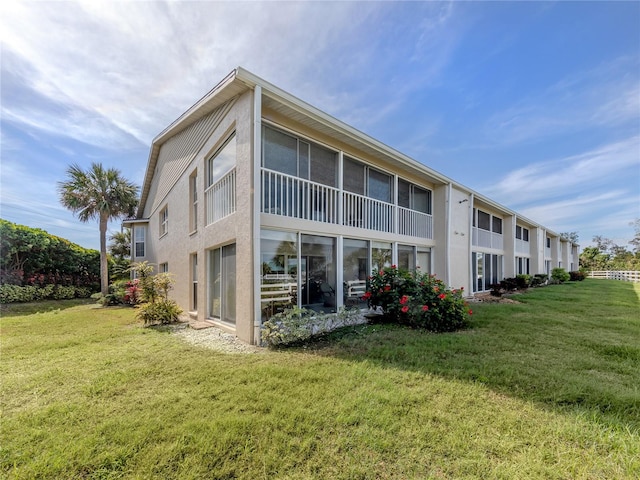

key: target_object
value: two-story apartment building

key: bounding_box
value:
[125,67,579,345]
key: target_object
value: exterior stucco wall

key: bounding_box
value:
[448,186,472,291]
[142,90,256,344]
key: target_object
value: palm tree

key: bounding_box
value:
[58,163,139,295]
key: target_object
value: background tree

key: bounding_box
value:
[560,231,579,243]
[58,163,139,295]
[108,229,132,281]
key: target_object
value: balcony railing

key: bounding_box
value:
[398,206,433,238]
[261,169,339,223]
[472,227,504,250]
[342,191,393,233]
[261,168,433,239]
[515,238,530,255]
[206,168,236,225]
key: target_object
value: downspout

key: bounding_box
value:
[252,85,262,345]
[468,192,474,296]
[445,182,452,286]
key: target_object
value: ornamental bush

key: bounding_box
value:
[551,267,570,284]
[569,271,586,281]
[131,262,182,326]
[364,266,471,333]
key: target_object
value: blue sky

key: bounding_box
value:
[1,1,638,251]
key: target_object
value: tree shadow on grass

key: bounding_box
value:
[303,281,640,433]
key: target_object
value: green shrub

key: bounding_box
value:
[130,262,182,326]
[551,268,570,284]
[530,274,549,287]
[500,277,519,292]
[365,266,470,333]
[515,274,531,289]
[137,299,182,326]
[569,271,586,281]
[51,285,76,300]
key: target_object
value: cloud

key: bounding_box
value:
[485,136,640,205]
[483,56,640,145]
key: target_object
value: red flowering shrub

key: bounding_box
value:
[365,266,470,332]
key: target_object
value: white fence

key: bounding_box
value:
[588,271,640,283]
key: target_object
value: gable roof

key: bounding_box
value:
[135,67,575,245]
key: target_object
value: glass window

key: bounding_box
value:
[477,210,491,231]
[368,168,392,203]
[412,186,431,214]
[523,228,529,242]
[208,133,236,186]
[343,157,365,195]
[159,263,168,273]
[189,170,198,232]
[191,254,198,312]
[134,226,145,258]
[492,217,502,234]
[372,241,392,273]
[516,226,522,240]
[397,244,415,270]
[209,244,236,324]
[398,179,411,208]
[343,238,369,309]
[260,230,298,322]
[416,249,431,274]
[310,143,337,187]
[159,206,168,237]
[300,234,336,314]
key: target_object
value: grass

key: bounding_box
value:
[1,279,639,479]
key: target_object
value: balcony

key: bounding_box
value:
[515,238,530,255]
[472,227,503,250]
[206,168,236,225]
[261,169,433,239]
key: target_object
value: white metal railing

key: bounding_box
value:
[472,227,504,250]
[342,191,394,233]
[588,271,640,283]
[516,238,530,254]
[261,168,433,238]
[261,169,339,223]
[205,168,236,225]
[398,206,433,239]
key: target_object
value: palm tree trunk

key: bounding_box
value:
[100,215,109,296]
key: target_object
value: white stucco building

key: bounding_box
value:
[125,67,579,345]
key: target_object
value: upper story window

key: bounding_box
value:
[343,157,393,203]
[516,226,529,241]
[159,263,168,273]
[262,125,337,187]
[208,133,236,187]
[134,226,145,258]
[159,205,169,237]
[189,170,198,232]
[546,237,551,248]
[398,179,432,214]
[473,208,502,234]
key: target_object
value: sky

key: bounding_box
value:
[1,0,639,252]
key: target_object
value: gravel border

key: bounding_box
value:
[169,323,265,354]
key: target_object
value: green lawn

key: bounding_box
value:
[2,279,639,479]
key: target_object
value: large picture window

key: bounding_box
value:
[343,157,393,203]
[398,179,432,214]
[208,133,236,187]
[262,125,337,187]
[472,252,503,292]
[343,238,369,309]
